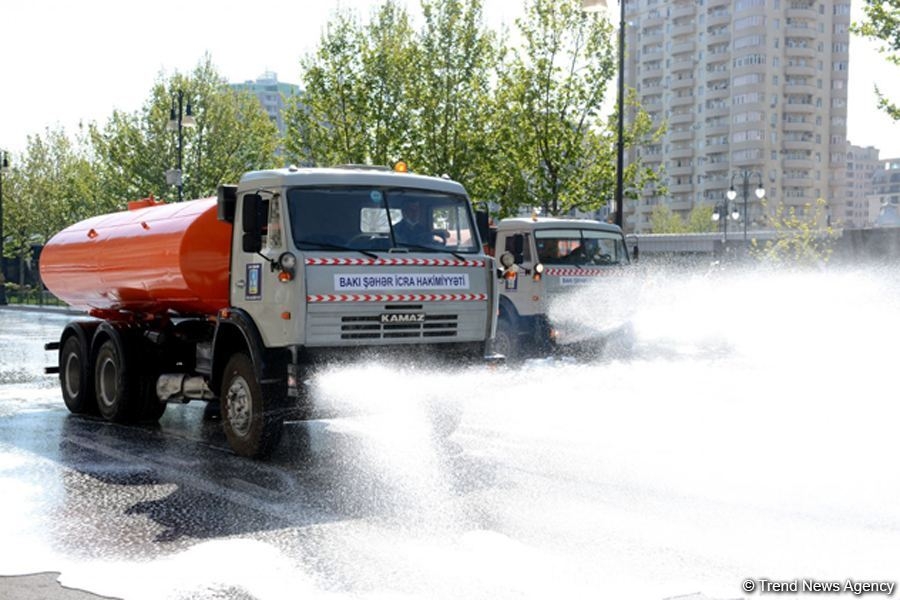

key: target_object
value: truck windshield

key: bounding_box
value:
[534,229,628,266]
[287,187,480,253]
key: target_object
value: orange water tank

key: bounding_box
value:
[40,197,233,316]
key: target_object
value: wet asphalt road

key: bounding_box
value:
[2,266,900,600]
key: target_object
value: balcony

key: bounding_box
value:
[669,111,695,125]
[782,139,816,152]
[785,63,816,77]
[785,44,816,60]
[784,101,817,114]
[670,146,695,159]
[668,129,696,142]
[671,40,696,55]
[670,76,694,90]
[783,157,815,170]
[671,4,694,19]
[786,7,817,20]
[667,164,694,176]
[670,94,695,108]
[672,23,696,38]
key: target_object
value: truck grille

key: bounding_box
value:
[340,307,459,340]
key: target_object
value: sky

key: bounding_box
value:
[1,0,899,158]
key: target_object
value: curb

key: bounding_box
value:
[0,303,86,316]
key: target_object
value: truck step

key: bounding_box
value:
[45,367,60,375]
[44,341,60,351]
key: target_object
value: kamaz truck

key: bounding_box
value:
[40,164,500,458]
[488,216,632,360]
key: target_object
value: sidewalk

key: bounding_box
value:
[0,303,85,316]
[0,573,119,600]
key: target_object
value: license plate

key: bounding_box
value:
[380,312,424,324]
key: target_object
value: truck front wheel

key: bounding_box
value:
[492,319,519,361]
[220,353,284,459]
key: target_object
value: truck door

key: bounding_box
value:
[231,192,293,346]
[503,232,542,318]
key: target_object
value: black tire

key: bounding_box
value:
[492,319,519,361]
[220,353,285,458]
[137,375,167,422]
[94,338,138,423]
[135,350,167,423]
[60,334,98,415]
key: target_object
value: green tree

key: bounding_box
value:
[285,11,371,166]
[285,1,419,167]
[649,205,685,233]
[407,0,498,189]
[752,198,838,265]
[90,55,278,205]
[493,0,664,217]
[851,0,900,120]
[5,128,104,266]
[686,205,717,233]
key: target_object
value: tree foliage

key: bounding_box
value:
[286,0,663,218]
[851,0,900,120]
[752,198,838,265]
[492,2,664,217]
[90,55,279,204]
[649,204,716,234]
[1,56,279,290]
[3,126,104,274]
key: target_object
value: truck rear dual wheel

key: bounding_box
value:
[95,339,138,423]
[60,335,97,415]
[94,337,167,424]
[220,353,285,459]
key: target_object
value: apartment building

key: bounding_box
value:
[626,0,851,233]
[872,158,900,226]
[844,144,880,227]
[230,72,300,137]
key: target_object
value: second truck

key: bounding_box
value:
[488,215,633,360]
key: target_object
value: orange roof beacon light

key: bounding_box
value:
[393,160,409,173]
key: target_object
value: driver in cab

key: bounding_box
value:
[393,199,446,247]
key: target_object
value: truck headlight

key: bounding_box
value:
[278,252,297,282]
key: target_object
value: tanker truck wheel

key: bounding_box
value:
[220,353,284,458]
[94,338,139,423]
[60,334,97,415]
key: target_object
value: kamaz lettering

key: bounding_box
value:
[380,313,425,324]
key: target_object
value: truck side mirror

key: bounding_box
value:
[475,209,490,246]
[625,233,639,263]
[242,194,265,253]
[511,233,525,264]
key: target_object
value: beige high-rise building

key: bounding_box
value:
[844,144,879,227]
[625,0,850,233]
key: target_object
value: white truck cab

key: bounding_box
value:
[491,216,631,359]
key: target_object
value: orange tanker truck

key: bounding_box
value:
[41,164,501,458]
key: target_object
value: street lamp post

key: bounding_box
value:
[712,196,740,245]
[613,0,625,231]
[0,150,8,306]
[167,90,196,202]
[727,171,766,241]
[582,0,625,230]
